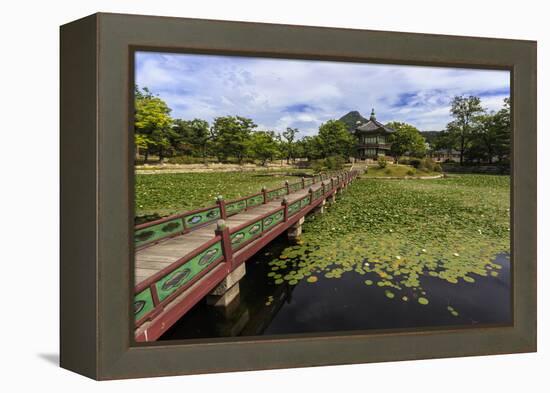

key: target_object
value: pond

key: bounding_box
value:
[159,175,511,340]
[160,235,511,340]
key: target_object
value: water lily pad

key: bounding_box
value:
[385,290,395,299]
[365,279,373,286]
[418,297,429,305]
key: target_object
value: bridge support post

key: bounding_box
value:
[314,198,327,214]
[288,217,305,240]
[207,263,246,307]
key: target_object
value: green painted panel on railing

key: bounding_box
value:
[263,210,284,231]
[226,200,246,215]
[246,194,264,207]
[304,178,313,187]
[134,288,154,322]
[288,201,301,216]
[135,217,183,248]
[301,196,311,208]
[267,187,287,200]
[155,241,223,302]
[183,207,221,229]
[289,182,302,192]
[230,220,263,250]
[313,189,323,200]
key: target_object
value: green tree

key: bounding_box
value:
[172,118,211,162]
[386,121,427,161]
[281,127,299,163]
[492,97,511,162]
[468,97,511,164]
[211,116,256,163]
[134,86,173,162]
[446,95,484,165]
[297,136,323,160]
[247,131,281,165]
[318,120,356,158]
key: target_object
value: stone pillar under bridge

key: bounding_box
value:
[206,263,246,307]
[287,216,305,240]
[314,198,327,214]
[329,191,337,204]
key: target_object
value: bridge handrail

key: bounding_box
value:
[134,234,225,327]
[135,170,351,250]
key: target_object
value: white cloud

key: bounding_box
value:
[135,52,510,135]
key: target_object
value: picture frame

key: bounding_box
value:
[60,12,536,380]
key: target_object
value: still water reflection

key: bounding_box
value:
[160,235,511,340]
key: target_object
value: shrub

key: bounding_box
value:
[423,157,436,171]
[406,168,416,176]
[310,159,326,173]
[409,158,422,169]
[169,155,206,164]
[311,156,345,172]
[433,163,443,172]
[377,156,388,168]
[325,156,345,170]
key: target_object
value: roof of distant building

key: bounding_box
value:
[354,108,395,134]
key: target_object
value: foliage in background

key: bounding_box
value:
[134,86,510,167]
[377,156,388,168]
[134,86,173,162]
[386,121,427,160]
[430,96,510,165]
[247,131,282,165]
[318,120,356,158]
[281,127,299,163]
[210,116,256,163]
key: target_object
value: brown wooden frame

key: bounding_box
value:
[60,12,536,380]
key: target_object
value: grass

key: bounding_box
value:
[363,164,441,178]
[265,174,510,316]
[135,171,309,220]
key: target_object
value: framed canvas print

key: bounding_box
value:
[60,13,536,380]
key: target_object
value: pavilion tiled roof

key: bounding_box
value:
[354,108,395,134]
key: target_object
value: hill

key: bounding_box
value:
[339,111,368,131]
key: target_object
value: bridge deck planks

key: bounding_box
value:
[135,178,334,285]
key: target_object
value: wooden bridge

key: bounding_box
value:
[134,170,359,342]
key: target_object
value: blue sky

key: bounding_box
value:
[135,51,510,136]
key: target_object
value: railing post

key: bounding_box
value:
[322,181,326,195]
[215,219,234,272]
[262,186,268,204]
[331,178,335,190]
[282,197,289,221]
[308,187,314,205]
[216,195,227,219]
[285,180,290,195]
[301,177,305,189]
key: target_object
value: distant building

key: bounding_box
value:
[430,149,461,163]
[354,108,395,159]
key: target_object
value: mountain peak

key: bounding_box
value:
[339,111,368,131]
